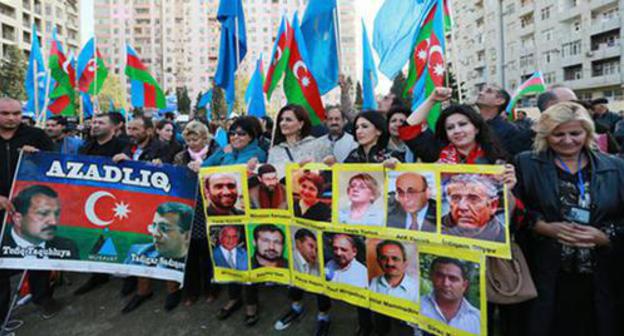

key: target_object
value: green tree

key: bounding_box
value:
[211,84,227,120]
[176,86,191,115]
[354,81,363,110]
[447,66,466,103]
[233,74,250,116]
[390,71,411,108]
[96,73,127,112]
[0,45,27,100]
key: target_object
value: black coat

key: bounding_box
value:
[1,227,80,260]
[514,149,624,336]
[122,138,169,163]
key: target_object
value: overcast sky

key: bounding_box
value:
[80,0,392,93]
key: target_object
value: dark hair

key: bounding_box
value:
[47,115,67,127]
[273,104,312,145]
[229,116,260,140]
[536,91,558,112]
[156,119,174,131]
[331,233,358,251]
[387,106,410,134]
[298,171,325,193]
[261,116,273,133]
[376,240,406,260]
[134,116,154,129]
[253,224,285,242]
[496,88,511,114]
[353,111,389,148]
[295,228,316,242]
[257,164,276,177]
[326,105,348,120]
[108,111,125,126]
[435,104,509,162]
[155,202,194,232]
[430,257,469,280]
[13,185,59,215]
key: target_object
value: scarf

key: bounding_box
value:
[258,184,286,209]
[188,145,209,162]
[437,144,486,164]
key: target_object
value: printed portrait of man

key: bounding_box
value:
[420,257,481,334]
[249,164,287,210]
[324,233,367,288]
[441,174,505,243]
[125,202,193,270]
[205,173,245,216]
[213,226,248,271]
[2,185,79,259]
[387,172,437,232]
[369,240,418,303]
[292,227,319,276]
[251,224,288,269]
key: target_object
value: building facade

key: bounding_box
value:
[450,0,623,104]
[0,0,80,58]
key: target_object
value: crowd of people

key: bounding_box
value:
[1,81,624,336]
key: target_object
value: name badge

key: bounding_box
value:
[563,206,591,225]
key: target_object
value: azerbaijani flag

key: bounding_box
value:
[77,37,108,95]
[48,30,76,116]
[125,45,166,109]
[505,72,546,120]
[283,13,325,126]
[403,0,450,128]
[264,15,290,100]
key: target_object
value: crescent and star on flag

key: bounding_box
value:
[84,191,131,227]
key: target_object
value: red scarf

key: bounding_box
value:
[437,144,486,164]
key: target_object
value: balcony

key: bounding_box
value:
[566,73,620,90]
[590,0,619,10]
[559,5,582,22]
[517,4,535,17]
[588,43,621,60]
[518,23,535,37]
[590,18,620,35]
[561,53,584,67]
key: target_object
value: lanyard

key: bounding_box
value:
[557,154,587,205]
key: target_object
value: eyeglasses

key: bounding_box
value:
[228,131,248,137]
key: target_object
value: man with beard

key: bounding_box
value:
[205,173,245,216]
[45,116,83,154]
[325,233,367,288]
[251,224,287,269]
[0,97,62,323]
[249,164,287,209]
[442,174,505,243]
[369,240,418,303]
[421,257,480,334]
[317,106,357,163]
[113,116,168,164]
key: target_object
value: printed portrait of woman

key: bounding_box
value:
[338,172,385,226]
[292,170,332,222]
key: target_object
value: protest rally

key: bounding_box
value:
[1,0,624,335]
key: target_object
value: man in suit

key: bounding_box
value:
[213,226,248,271]
[387,172,436,232]
[2,184,79,259]
[124,202,193,270]
[205,174,245,216]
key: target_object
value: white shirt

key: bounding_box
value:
[325,259,368,288]
[319,132,358,163]
[11,228,46,260]
[420,294,481,335]
[219,245,237,269]
[294,249,319,276]
[369,273,419,303]
[403,204,429,230]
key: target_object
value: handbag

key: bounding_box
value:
[486,241,537,304]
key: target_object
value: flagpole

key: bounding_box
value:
[233,0,241,115]
[93,36,99,116]
[333,0,343,75]
[38,69,52,127]
[33,58,39,121]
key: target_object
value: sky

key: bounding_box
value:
[80,0,392,93]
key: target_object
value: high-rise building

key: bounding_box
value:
[0,0,80,58]
[450,0,623,104]
[92,0,357,111]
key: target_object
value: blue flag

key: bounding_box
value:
[82,93,94,118]
[214,0,247,110]
[361,20,378,110]
[25,24,49,118]
[214,127,228,148]
[245,57,266,118]
[301,0,339,95]
[373,0,432,79]
[198,89,213,121]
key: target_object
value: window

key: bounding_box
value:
[541,6,551,20]
[544,72,556,84]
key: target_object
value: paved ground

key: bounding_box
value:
[9,273,414,336]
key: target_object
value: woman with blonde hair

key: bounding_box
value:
[515,102,624,336]
[338,173,384,226]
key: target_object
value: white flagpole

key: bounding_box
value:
[33,58,39,120]
[333,0,343,75]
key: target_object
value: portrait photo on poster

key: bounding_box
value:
[291,168,333,223]
[202,171,247,217]
[386,170,437,232]
[440,173,506,243]
[1,184,80,260]
[336,171,386,227]
[248,163,288,210]
[124,201,193,271]
[323,232,368,288]
[366,238,419,304]
[209,225,249,271]
[419,253,482,335]
[291,225,321,277]
[248,223,289,270]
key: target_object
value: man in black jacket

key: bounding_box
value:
[0,97,61,324]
